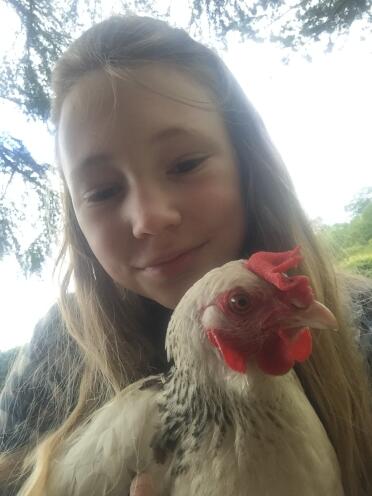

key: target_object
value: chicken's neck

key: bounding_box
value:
[162,361,302,427]
[152,363,305,478]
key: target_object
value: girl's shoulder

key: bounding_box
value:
[0,298,80,452]
[344,273,372,369]
[354,287,372,368]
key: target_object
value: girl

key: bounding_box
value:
[1,15,372,496]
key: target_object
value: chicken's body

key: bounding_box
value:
[36,250,344,496]
[44,368,342,496]
[152,367,342,496]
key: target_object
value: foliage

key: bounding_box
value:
[0,0,80,275]
[0,347,19,391]
[2,0,75,121]
[317,189,372,278]
[189,0,372,50]
[345,186,372,218]
[0,133,61,274]
[342,251,372,278]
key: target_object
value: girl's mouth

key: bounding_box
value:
[141,244,205,278]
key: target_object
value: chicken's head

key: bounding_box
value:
[166,246,337,377]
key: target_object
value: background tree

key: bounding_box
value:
[1,0,371,273]
[319,188,372,277]
[189,0,372,52]
[345,186,372,218]
[0,0,82,274]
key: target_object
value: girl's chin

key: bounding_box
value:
[140,276,197,309]
[144,287,186,310]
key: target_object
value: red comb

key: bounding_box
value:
[245,246,313,307]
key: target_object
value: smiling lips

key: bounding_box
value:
[137,244,205,276]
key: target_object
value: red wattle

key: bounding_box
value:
[257,333,295,375]
[206,326,312,377]
[257,327,312,375]
[207,329,251,373]
[279,327,312,362]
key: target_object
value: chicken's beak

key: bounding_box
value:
[277,300,338,331]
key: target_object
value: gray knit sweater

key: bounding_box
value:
[0,303,81,453]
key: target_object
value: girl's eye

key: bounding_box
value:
[170,156,208,175]
[84,185,122,203]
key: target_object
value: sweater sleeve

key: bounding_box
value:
[0,303,80,453]
[357,290,372,372]
[0,345,34,450]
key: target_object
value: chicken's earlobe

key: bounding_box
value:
[206,329,247,373]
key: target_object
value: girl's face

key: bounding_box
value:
[58,65,246,308]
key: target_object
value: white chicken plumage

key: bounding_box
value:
[25,248,344,496]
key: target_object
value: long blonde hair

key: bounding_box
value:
[2,15,372,495]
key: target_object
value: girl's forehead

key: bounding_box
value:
[57,65,230,177]
[60,64,217,123]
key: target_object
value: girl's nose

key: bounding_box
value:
[127,184,182,239]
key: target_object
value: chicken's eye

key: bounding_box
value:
[228,292,251,314]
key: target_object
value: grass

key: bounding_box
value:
[340,244,372,278]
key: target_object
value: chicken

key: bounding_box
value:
[31,246,344,496]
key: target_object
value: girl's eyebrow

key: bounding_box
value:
[150,125,214,146]
[72,127,215,181]
[150,126,198,143]
[72,153,113,180]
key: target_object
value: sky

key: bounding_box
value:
[0,8,371,350]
